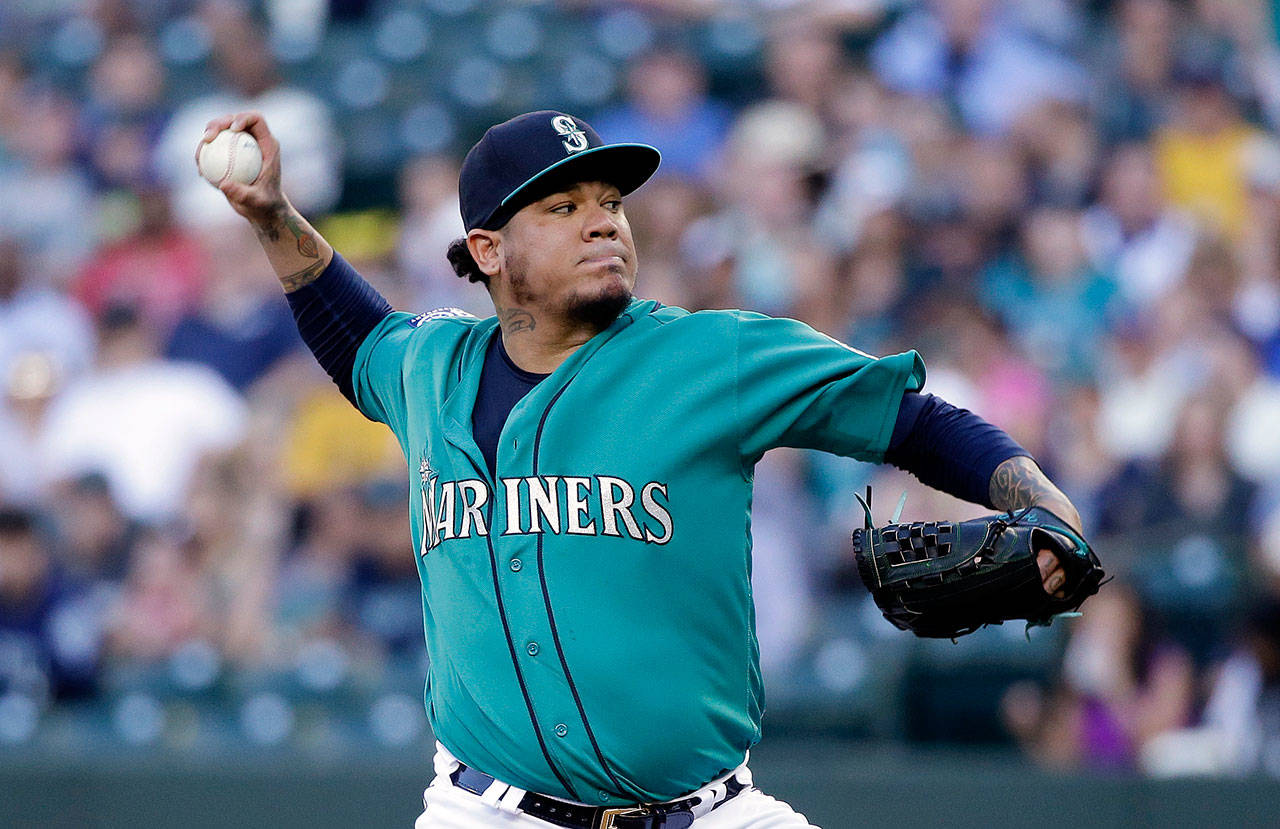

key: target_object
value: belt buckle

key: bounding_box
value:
[598,806,651,829]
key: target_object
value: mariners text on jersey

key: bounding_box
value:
[417,468,674,555]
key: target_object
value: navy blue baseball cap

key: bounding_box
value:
[459,110,661,231]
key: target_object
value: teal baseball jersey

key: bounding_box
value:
[351,297,925,806]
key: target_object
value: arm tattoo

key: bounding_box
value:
[988,456,1056,513]
[252,202,289,244]
[279,259,328,293]
[989,455,1085,536]
[253,205,317,257]
[499,307,536,333]
[284,212,319,258]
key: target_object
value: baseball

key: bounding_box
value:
[198,128,263,187]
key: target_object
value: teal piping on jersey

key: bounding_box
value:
[498,143,662,208]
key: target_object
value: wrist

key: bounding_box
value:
[988,456,1083,532]
[249,198,291,237]
[1030,497,1083,534]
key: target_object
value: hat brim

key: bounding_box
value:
[483,143,661,230]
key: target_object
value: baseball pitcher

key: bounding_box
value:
[200,110,1102,829]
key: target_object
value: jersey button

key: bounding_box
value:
[597,792,611,803]
[509,558,522,572]
[554,723,568,737]
[526,642,539,656]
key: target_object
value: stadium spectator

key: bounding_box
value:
[0,236,94,397]
[0,506,105,700]
[1002,585,1195,771]
[746,449,818,683]
[1098,390,1253,660]
[1225,347,1280,484]
[1089,0,1179,141]
[1094,282,1230,464]
[37,304,247,524]
[1012,101,1101,208]
[1195,599,1280,776]
[947,305,1054,457]
[72,186,207,331]
[77,33,171,192]
[871,0,1089,137]
[280,381,405,502]
[344,478,424,660]
[177,448,286,663]
[0,87,96,285]
[0,52,24,155]
[155,0,340,228]
[979,206,1120,382]
[954,138,1030,254]
[592,49,733,183]
[1039,384,1120,533]
[813,73,913,253]
[1080,142,1198,314]
[827,210,913,356]
[268,486,365,661]
[394,154,487,316]
[1154,54,1264,240]
[0,351,64,505]
[49,472,137,587]
[164,223,303,392]
[764,24,851,133]
[106,525,216,663]
[1098,390,1250,533]
[616,175,714,309]
[692,99,828,315]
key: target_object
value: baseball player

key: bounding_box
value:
[201,109,1085,828]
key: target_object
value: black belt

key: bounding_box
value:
[449,763,747,829]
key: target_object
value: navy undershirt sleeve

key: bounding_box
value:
[884,392,1030,508]
[285,251,394,405]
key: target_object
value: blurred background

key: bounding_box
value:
[4,0,1280,826]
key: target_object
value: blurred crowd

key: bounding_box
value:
[4,0,1280,776]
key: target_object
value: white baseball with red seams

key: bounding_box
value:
[198,129,263,187]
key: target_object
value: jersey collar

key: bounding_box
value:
[438,299,658,480]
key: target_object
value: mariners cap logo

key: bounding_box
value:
[551,115,590,155]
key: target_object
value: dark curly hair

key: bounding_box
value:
[447,237,489,285]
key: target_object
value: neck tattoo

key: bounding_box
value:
[499,307,536,334]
